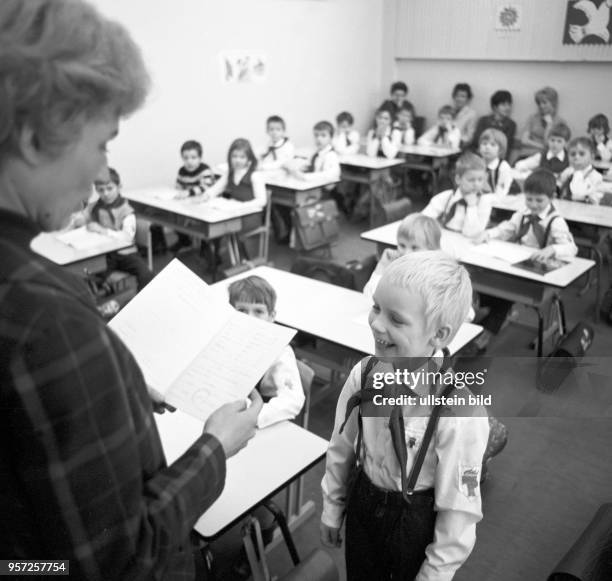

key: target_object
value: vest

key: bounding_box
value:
[539,150,569,175]
[90,196,134,231]
[224,167,255,202]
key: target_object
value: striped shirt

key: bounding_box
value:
[0,209,226,580]
[176,163,214,196]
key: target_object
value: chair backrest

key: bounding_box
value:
[295,359,314,429]
[413,116,426,139]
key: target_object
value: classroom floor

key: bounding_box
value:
[150,201,612,581]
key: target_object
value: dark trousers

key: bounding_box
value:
[345,470,436,581]
[106,252,154,291]
[478,294,514,334]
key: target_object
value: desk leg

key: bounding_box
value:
[147,227,153,271]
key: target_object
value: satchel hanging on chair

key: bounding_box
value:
[292,200,340,251]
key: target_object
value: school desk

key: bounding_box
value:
[338,153,406,226]
[593,159,611,174]
[30,230,131,277]
[154,413,327,540]
[123,187,264,270]
[492,194,612,318]
[397,144,461,197]
[361,223,595,356]
[212,265,482,360]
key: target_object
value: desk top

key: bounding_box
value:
[361,222,594,288]
[262,170,339,191]
[30,230,130,266]
[339,153,405,170]
[399,144,461,158]
[123,188,262,222]
[492,194,612,229]
[212,266,482,356]
[154,414,327,538]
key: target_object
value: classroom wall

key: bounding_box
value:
[90,0,385,189]
[383,0,612,142]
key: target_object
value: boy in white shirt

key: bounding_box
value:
[392,103,416,149]
[478,129,513,198]
[418,105,461,150]
[333,111,361,155]
[514,123,571,183]
[321,251,489,581]
[228,275,304,429]
[422,152,492,238]
[559,137,604,204]
[259,115,296,171]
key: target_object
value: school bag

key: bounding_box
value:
[290,257,357,290]
[537,322,595,393]
[292,200,339,251]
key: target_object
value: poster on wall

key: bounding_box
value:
[219,51,267,84]
[495,3,522,31]
[563,0,612,45]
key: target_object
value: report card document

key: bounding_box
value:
[108,259,296,422]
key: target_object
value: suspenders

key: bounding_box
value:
[340,355,457,503]
[514,206,559,249]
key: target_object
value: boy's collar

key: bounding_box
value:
[270,136,288,147]
[316,143,333,153]
[487,158,500,170]
[97,194,124,209]
[526,202,554,219]
[546,149,566,161]
[573,164,593,175]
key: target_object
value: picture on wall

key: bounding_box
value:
[495,3,522,31]
[219,51,267,84]
[563,0,612,45]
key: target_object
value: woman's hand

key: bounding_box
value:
[320,523,342,548]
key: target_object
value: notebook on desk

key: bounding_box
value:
[512,257,569,275]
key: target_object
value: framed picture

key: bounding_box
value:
[219,51,267,84]
[563,0,612,45]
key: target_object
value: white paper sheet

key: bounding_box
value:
[108,259,296,421]
[471,240,534,263]
[55,226,110,250]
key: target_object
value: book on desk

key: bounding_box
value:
[108,259,296,422]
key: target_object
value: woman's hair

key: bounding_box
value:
[227,138,258,173]
[0,0,150,162]
[452,83,473,100]
[534,87,559,112]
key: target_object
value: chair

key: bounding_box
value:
[280,549,339,581]
[236,187,273,263]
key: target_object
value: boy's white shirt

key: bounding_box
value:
[559,164,604,203]
[67,199,136,246]
[422,189,492,238]
[366,128,398,159]
[486,203,578,259]
[417,124,461,150]
[485,158,513,198]
[302,144,341,185]
[332,129,361,155]
[259,138,296,171]
[595,139,612,162]
[391,124,416,148]
[257,345,305,429]
[321,359,489,581]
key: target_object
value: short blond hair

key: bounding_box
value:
[0,0,150,162]
[455,151,486,177]
[479,128,508,159]
[397,213,441,251]
[382,251,472,342]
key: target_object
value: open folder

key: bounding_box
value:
[108,259,296,422]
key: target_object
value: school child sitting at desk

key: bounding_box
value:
[558,137,604,204]
[478,129,513,198]
[418,105,461,150]
[227,275,304,428]
[363,213,441,299]
[379,80,415,121]
[259,115,295,171]
[71,166,153,291]
[366,108,398,159]
[476,169,577,345]
[333,111,361,155]
[321,251,489,581]
[283,120,341,186]
[587,113,612,162]
[392,103,416,149]
[421,152,491,238]
[514,122,571,183]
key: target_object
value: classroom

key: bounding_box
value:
[2,0,612,580]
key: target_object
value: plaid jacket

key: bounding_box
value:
[0,209,226,580]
